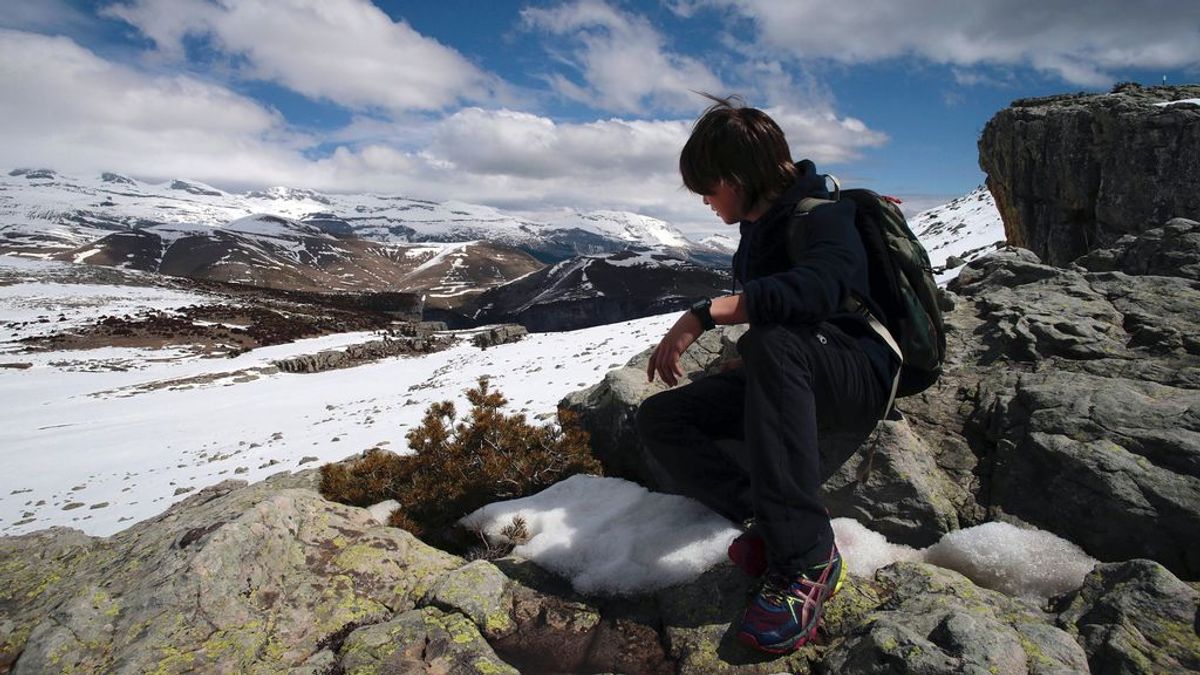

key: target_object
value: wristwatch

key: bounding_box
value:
[689,297,716,331]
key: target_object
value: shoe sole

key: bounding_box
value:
[737,553,848,654]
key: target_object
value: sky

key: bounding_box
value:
[1,0,1197,238]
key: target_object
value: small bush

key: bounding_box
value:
[319,377,599,548]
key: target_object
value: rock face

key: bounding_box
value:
[979,83,1200,265]
[1055,559,1200,674]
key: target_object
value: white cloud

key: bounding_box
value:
[700,0,1200,86]
[0,29,309,184]
[521,0,725,114]
[0,29,888,239]
[103,0,500,112]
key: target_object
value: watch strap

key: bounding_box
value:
[690,298,716,331]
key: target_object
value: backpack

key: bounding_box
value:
[788,176,946,400]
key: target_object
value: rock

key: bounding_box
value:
[1055,559,1200,674]
[338,606,517,675]
[944,254,966,269]
[821,419,962,548]
[472,324,527,349]
[1076,217,1200,281]
[1,471,468,674]
[822,562,1090,674]
[979,83,1200,265]
[984,371,1200,577]
[273,334,450,374]
[560,324,745,486]
[423,560,515,639]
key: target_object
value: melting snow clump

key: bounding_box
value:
[464,476,1097,600]
[831,518,921,577]
[460,474,740,595]
[922,521,1097,599]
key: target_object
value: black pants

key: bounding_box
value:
[636,322,888,573]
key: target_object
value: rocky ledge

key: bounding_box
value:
[978,83,1200,266]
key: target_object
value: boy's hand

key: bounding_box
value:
[647,311,703,387]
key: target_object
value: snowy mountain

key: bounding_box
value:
[0,169,725,266]
[469,249,731,331]
[910,186,1006,284]
[55,212,540,308]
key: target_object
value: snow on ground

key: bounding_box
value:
[463,477,1098,600]
[0,264,677,537]
[910,186,1006,285]
[461,475,741,595]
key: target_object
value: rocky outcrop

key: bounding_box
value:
[979,83,1200,265]
[12,469,1183,675]
[824,562,1090,673]
[564,221,1200,580]
[273,333,451,373]
[471,324,528,349]
[1055,559,1200,674]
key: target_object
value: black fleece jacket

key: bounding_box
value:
[732,159,896,388]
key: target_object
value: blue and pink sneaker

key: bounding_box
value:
[736,545,847,654]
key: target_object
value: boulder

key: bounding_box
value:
[979,83,1200,265]
[338,606,517,675]
[0,470,472,674]
[823,562,1090,674]
[821,420,962,548]
[1054,559,1200,674]
[471,324,527,349]
[561,324,745,486]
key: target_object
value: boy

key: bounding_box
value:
[636,97,897,653]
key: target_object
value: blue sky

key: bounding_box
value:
[1,0,1197,237]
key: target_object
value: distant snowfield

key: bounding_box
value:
[0,257,676,537]
[910,186,1006,285]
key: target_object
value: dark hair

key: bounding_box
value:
[679,94,797,212]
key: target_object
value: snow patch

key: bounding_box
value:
[461,475,740,595]
[463,477,1096,599]
[923,521,1097,599]
[1155,98,1200,107]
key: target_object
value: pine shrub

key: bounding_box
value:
[319,377,599,548]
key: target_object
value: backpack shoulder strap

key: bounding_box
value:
[794,173,841,215]
[795,197,833,215]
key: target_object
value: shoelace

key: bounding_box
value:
[759,570,825,607]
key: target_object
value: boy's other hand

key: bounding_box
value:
[720,357,743,372]
[647,311,703,387]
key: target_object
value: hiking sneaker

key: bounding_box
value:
[728,529,767,577]
[736,545,847,654]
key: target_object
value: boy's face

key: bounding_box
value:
[702,181,744,225]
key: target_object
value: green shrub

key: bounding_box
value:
[319,377,599,548]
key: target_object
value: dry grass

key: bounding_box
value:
[319,377,599,548]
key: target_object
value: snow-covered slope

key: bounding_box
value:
[911,186,1007,284]
[0,256,680,537]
